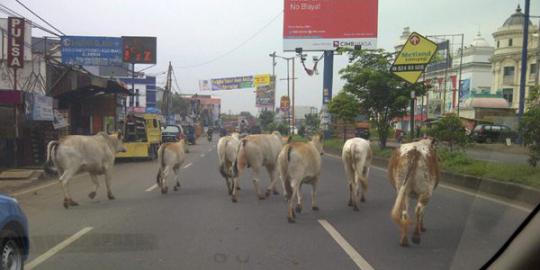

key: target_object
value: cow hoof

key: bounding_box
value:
[347,200,353,207]
[63,201,69,209]
[360,197,366,203]
[173,186,178,192]
[273,190,279,195]
[88,192,96,199]
[412,234,421,245]
[258,195,266,200]
[107,194,116,200]
[421,227,427,232]
[353,206,359,212]
[69,199,79,206]
[232,197,238,203]
[295,205,302,213]
[400,240,409,247]
[228,190,233,195]
[287,217,295,223]
[265,190,271,197]
[236,186,241,190]
[312,206,320,211]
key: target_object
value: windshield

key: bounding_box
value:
[1,1,539,270]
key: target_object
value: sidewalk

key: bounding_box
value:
[0,168,50,195]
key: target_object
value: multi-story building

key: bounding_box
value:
[491,5,539,110]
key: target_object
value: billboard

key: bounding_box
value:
[391,32,438,84]
[61,36,123,66]
[7,17,25,68]
[211,76,253,90]
[24,93,54,121]
[255,77,275,108]
[280,96,290,112]
[283,0,378,51]
[122,36,157,64]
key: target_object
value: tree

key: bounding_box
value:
[429,113,468,151]
[170,93,190,116]
[304,113,320,136]
[328,91,361,142]
[258,110,276,132]
[520,85,540,167]
[339,49,426,148]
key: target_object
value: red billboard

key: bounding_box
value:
[7,17,25,68]
[283,0,378,51]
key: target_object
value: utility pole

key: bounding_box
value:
[269,51,277,77]
[291,57,296,135]
[518,0,530,144]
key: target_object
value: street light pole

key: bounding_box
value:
[518,0,530,141]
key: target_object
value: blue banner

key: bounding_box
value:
[61,36,122,66]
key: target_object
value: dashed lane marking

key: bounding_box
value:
[145,184,158,192]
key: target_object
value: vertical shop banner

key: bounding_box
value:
[283,0,378,51]
[53,109,69,129]
[7,17,25,68]
[460,78,471,103]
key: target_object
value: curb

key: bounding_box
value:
[324,146,540,208]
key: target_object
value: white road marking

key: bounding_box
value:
[26,227,94,270]
[318,219,375,270]
[200,153,205,157]
[365,162,531,213]
[145,184,158,192]
[183,163,192,169]
[11,181,58,197]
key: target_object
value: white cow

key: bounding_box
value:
[156,140,186,194]
[388,137,440,246]
[236,131,286,201]
[278,134,324,223]
[217,133,241,198]
[342,138,372,211]
[44,132,127,208]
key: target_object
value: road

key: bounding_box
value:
[12,139,532,270]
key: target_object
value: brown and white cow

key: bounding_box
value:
[235,131,285,201]
[388,137,440,246]
[217,132,241,198]
[156,140,186,194]
[278,134,324,223]
[44,132,127,208]
[342,137,372,211]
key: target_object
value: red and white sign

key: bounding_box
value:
[283,0,378,51]
[7,17,25,68]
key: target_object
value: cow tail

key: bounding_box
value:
[390,147,421,225]
[218,140,229,178]
[235,139,249,175]
[279,144,293,200]
[43,141,59,175]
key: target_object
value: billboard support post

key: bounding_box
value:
[291,58,296,135]
[410,90,415,140]
[517,0,530,145]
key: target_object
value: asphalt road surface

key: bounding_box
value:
[12,139,533,270]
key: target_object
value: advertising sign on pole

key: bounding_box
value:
[255,77,275,109]
[280,96,290,112]
[390,32,438,84]
[122,36,157,64]
[61,36,123,66]
[7,17,25,68]
[211,76,254,91]
[283,0,378,51]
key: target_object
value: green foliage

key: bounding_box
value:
[268,121,289,135]
[428,113,468,151]
[304,113,320,136]
[258,110,276,132]
[520,85,540,167]
[327,91,361,123]
[339,49,427,148]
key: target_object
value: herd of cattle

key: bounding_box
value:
[44,131,440,247]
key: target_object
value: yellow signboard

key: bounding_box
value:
[390,32,438,84]
[253,74,271,86]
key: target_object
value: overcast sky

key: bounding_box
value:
[4,0,539,114]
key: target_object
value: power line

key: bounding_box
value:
[0,4,61,36]
[174,10,283,69]
[14,0,65,35]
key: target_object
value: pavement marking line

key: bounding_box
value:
[367,163,531,213]
[183,163,193,169]
[145,184,158,192]
[200,153,205,157]
[11,181,58,197]
[318,219,375,270]
[26,227,94,270]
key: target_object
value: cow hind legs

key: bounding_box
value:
[63,198,79,209]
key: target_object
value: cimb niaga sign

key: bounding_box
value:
[7,17,25,68]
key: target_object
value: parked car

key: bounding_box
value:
[470,124,517,143]
[161,125,185,143]
[0,194,29,270]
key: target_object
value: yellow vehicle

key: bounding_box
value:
[117,113,162,159]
